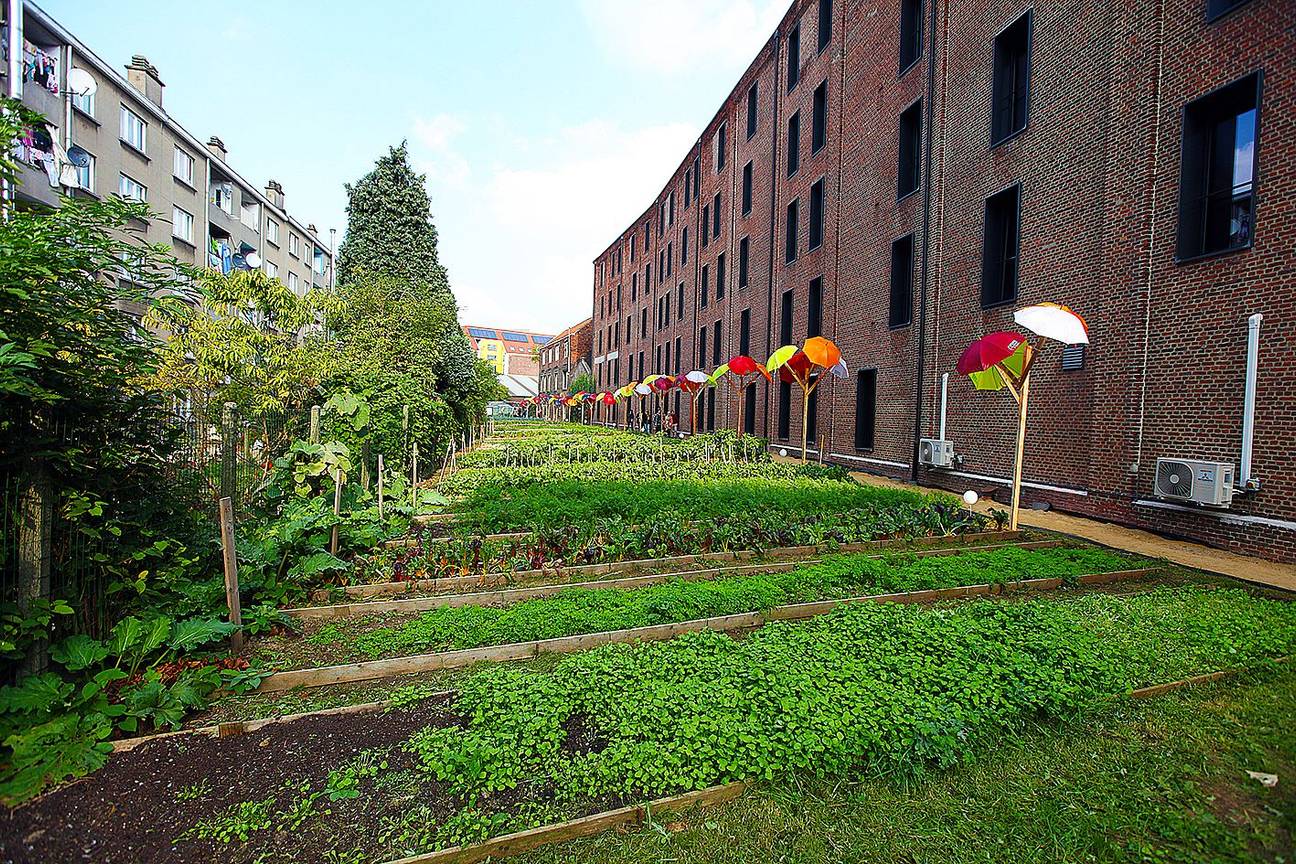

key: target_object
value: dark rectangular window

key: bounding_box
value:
[712,320,722,365]
[655,344,661,372]
[681,227,688,265]
[702,204,710,247]
[701,264,710,307]
[666,243,672,278]
[716,252,726,300]
[780,288,794,345]
[991,10,1033,145]
[664,291,670,327]
[684,169,691,207]
[900,0,923,72]
[675,336,681,373]
[631,273,637,301]
[677,281,684,317]
[777,381,791,439]
[738,237,750,288]
[742,161,753,215]
[1206,0,1253,21]
[818,0,832,52]
[716,123,727,171]
[698,326,708,366]
[646,263,651,289]
[641,307,648,338]
[787,111,801,176]
[981,183,1021,307]
[669,190,675,225]
[807,277,822,337]
[807,389,818,444]
[787,26,801,91]
[693,157,700,199]
[707,388,716,431]
[665,340,671,372]
[747,83,759,139]
[854,369,876,450]
[808,179,824,251]
[744,384,757,434]
[898,99,922,198]
[812,80,827,153]
[631,234,636,261]
[889,233,914,328]
[712,193,721,238]
[1176,72,1260,260]
[785,199,799,263]
[739,308,751,355]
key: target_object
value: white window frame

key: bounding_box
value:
[74,151,95,192]
[288,272,299,292]
[289,233,299,257]
[71,82,95,117]
[171,206,194,243]
[264,260,278,279]
[120,104,146,152]
[266,218,280,245]
[118,173,146,202]
[173,147,194,185]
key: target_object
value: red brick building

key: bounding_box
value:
[589,0,1294,562]
[539,317,593,396]
[461,325,553,378]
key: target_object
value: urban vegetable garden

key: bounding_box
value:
[2,419,1293,864]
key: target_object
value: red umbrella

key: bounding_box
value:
[956,331,1028,375]
[723,355,772,438]
[775,350,814,384]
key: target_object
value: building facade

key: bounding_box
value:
[590,0,1295,562]
[539,318,592,396]
[462,325,554,378]
[4,2,334,296]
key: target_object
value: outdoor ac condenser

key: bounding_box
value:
[918,438,955,469]
[1153,458,1235,508]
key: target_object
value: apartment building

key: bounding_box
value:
[462,325,553,378]
[590,0,1295,561]
[539,318,592,396]
[3,2,333,297]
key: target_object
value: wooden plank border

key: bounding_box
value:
[259,566,1161,693]
[342,531,1027,600]
[385,782,749,864]
[288,540,1062,622]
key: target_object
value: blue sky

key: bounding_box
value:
[46,0,789,332]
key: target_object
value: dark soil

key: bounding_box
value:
[0,698,459,864]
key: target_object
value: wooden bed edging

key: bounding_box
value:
[342,530,1027,600]
[259,566,1161,693]
[288,540,1063,622]
[384,782,750,864]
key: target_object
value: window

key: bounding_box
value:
[712,193,721,238]
[900,0,924,72]
[666,243,672,277]
[118,173,146,202]
[747,83,759,139]
[744,383,757,434]
[808,179,825,251]
[785,199,799,263]
[807,277,822,337]
[173,147,194,185]
[701,264,709,307]
[1176,72,1260,260]
[898,99,922,198]
[741,162,754,215]
[787,25,801,91]
[675,336,682,373]
[707,388,717,431]
[71,77,95,115]
[716,252,726,300]
[120,105,146,152]
[981,183,1021,307]
[854,369,877,450]
[716,123,727,171]
[777,381,791,439]
[631,233,637,261]
[171,206,194,243]
[684,169,692,207]
[678,281,685,316]
[812,81,828,154]
[713,320,722,364]
[780,289,794,345]
[265,261,278,279]
[698,325,708,366]
[73,150,94,191]
[641,308,647,338]
[669,190,676,226]
[267,218,280,245]
[818,0,833,51]
[693,158,701,199]
[290,234,300,257]
[787,111,801,176]
[631,273,638,300]
[991,10,1033,145]
[739,309,751,356]
[682,227,688,265]
[288,272,299,293]
[1207,0,1253,20]
[889,233,914,327]
[702,205,710,247]
[739,237,750,288]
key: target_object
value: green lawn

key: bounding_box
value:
[517,663,1296,864]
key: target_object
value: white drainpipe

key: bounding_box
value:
[939,372,949,441]
[1239,312,1262,491]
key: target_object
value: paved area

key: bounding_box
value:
[784,456,1296,592]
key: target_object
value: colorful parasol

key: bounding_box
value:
[1014,303,1089,345]
[957,331,1029,392]
[721,355,772,438]
[765,338,846,463]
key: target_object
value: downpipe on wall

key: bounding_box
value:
[1239,312,1262,493]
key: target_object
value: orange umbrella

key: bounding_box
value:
[766,338,845,463]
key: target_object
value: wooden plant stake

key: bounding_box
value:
[377,454,385,521]
[218,497,244,652]
[330,469,344,554]
[411,442,420,506]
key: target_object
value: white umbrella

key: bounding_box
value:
[1014,303,1089,345]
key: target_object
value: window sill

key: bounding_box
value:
[899,56,922,78]
[980,296,1017,311]
[1174,242,1253,265]
[172,175,197,193]
[72,105,100,126]
[119,139,150,161]
[172,235,196,249]
[896,187,920,205]
[990,123,1030,150]
[1205,0,1255,22]
[889,320,912,331]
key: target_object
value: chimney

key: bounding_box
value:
[265,180,284,208]
[125,55,164,107]
[206,136,227,161]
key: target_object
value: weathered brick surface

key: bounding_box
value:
[589,0,1296,562]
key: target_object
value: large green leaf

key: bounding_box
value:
[0,713,113,805]
[50,634,108,672]
[167,618,237,652]
[0,673,73,714]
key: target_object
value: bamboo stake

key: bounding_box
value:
[377,454,385,522]
[330,469,343,554]
[411,442,420,507]
[218,497,244,652]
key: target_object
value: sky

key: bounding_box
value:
[45,0,790,333]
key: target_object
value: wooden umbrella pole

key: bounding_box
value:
[735,380,744,439]
[1009,372,1031,532]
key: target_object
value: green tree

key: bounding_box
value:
[570,372,595,395]
[336,142,449,293]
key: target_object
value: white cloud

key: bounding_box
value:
[580,0,787,77]
[411,113,471,189]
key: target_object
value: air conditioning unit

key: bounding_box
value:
[919,438,955,469]
[1154,458,1235,507]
